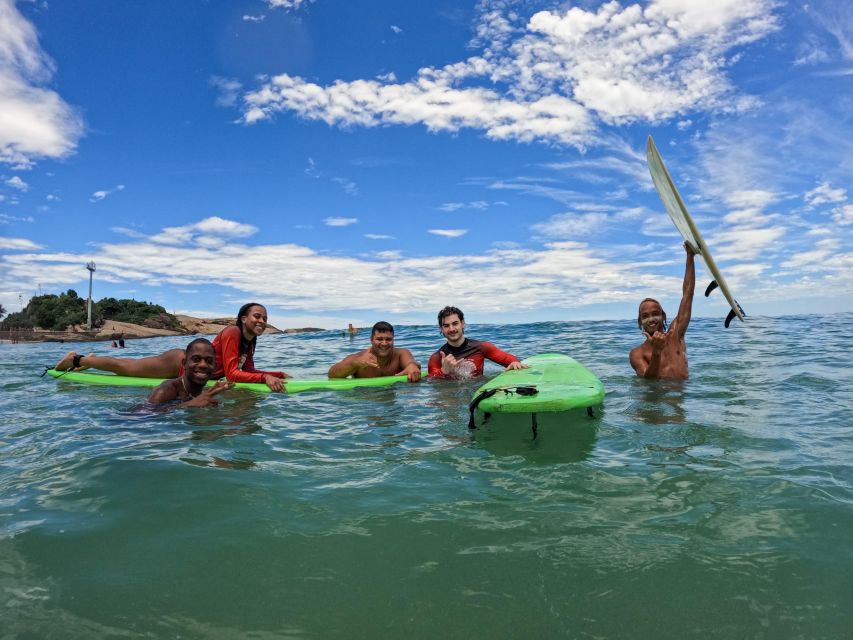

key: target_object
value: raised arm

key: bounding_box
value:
[672,242,696,338]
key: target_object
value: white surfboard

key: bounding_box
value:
[646,136,746,327]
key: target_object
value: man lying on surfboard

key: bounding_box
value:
[328,321,421,382]
[148,338,233,407]
[630,242,695,380]
[428,306,529,379]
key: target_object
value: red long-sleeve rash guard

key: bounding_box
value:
[211,325,285,384]
[427,338,519,378]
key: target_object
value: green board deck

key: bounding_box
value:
[472,353,604,413]
[45,369,409,394]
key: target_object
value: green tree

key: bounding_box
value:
[0,303,6,320]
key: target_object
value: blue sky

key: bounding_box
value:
[0,0,851,329]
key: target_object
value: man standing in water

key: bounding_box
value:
[630,242,696,379]
[329,321,421,382]
[148,338,233,407]
[428,306,528,379]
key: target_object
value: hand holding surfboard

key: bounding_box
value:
[646,136,746,327]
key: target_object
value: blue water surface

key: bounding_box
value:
[1,314,852,638]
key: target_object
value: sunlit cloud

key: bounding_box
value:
[0,213,34,223]
[323,217,357,227]
[240,0,778,148]
[805,181,846,207]
[4,176,28,191]
[428,229,467,238]
[0,235,42,250]
[267,0,313,10]
[0,0,83,168]
[210,76,243,108]
[90,184,125,202]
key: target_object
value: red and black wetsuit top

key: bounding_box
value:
[210,325,285,384]
[427,338,519,379]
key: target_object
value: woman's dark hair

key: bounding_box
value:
[236,302,265,359]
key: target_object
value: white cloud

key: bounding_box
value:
[267,0,313,10]
[439,200,490,212]
[305,157,320,178]
[90,184,125,202]
[364,234,395,240]
[323,217,357,227]
[832,204,853,225]
[240,0,778,147]
[331,176,358,195]
[0,235,41,250]
[0,0,83,167]
[243,14,266,23]
[4,175,27,191]
[46,193,59,201]
[531,211,611,238]
[374,250,402,260]
[805,181,846,207]
[149,216,258,246]
[2,217,850,320]
[0,213,33,223]
[111,226,146,239]
[428,229,467,238]
[390,25,403,34]
[210,76,243,108]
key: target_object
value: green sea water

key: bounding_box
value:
[1,314,852,639]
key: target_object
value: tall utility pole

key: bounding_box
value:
[86,262,96,329]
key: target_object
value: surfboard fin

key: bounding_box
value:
[704,280,719,297]
[724,301,746,328]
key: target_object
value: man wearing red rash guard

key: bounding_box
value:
[427,306,529,379]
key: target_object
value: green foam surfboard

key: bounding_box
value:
[45,369,409,394]
[471,353,604,414]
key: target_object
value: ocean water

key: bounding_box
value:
[1,314,852,639]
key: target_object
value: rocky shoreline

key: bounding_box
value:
[0,315,324,343]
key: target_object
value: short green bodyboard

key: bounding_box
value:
[472,353,604,413]
[45,369,409,394]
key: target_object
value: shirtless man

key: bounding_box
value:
[427,306,528,379]
[630,242,696,379]
[148,338,234,407]
[328,321,421,382]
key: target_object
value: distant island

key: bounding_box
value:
[0,290,323,343]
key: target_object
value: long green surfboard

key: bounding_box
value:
[471,353,604,414]
[45,369,410,394]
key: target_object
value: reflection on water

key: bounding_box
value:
[1,314,852,638]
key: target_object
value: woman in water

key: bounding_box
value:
[54,302,288,391]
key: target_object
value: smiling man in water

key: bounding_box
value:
[428,306,528,379]
[630,242,696,379]
[148,338,233,407]
[328,321,421,382]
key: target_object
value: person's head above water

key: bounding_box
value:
[235,303,268,352]
[369,321,395,359]
[371,321,394,337]
[182,338,216,389]
[437,306,464,326]
[437,306,466,347]
[637,298,667,334]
